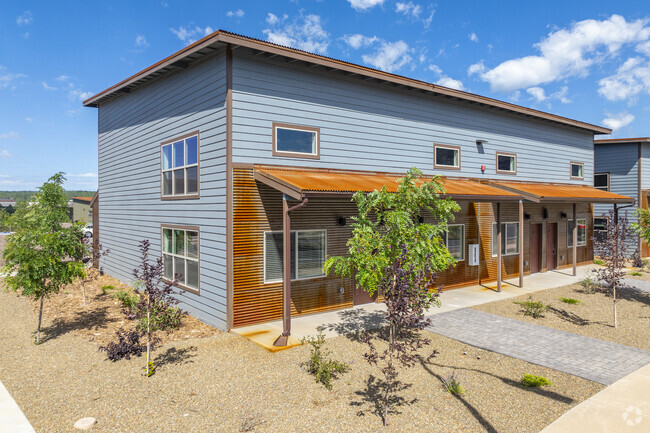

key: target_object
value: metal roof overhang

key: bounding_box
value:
[253,166,523,202]
[489,181,635,204]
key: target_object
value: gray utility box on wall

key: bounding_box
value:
[468,244,480,266]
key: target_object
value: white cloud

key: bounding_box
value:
[342,34,378,49]
[170,26,214,46]
[602,112,635,131]
[598,57,650,101]
[55,75,70,82]
[469,32,478,42]
[41,81,57,91]
[348,0,384,11]
[16,11,33,26]
[68,172,98,178]
[362,40,412,72]
[467,61,486,76]
[395,2,422,17]
[637,40,650,56]
[227,9,245,18]
[68,89,93,101]
[474,15,650,92]
[423,11,434,28]
[526,86,547,102]
[0,132,19,140]
[263,13,329,54]
[0,150,13,159]
[428,64,442,74]
[436,77,465,91]
[25,117,32,123]
[0,66,26,90]
[134,34,149,49]
[526,85,571,104]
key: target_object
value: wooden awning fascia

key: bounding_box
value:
[489,182,635,204]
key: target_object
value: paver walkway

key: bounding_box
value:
[622,278,650,293]
[426,308,650,385]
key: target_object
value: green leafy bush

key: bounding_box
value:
[578,277,603,294]
[135,300,183,332]
[593,259,605,265]
[513,296,547,318]
[101,285,116,295]
[302,331,349,390]
[630,271,642,276]
[560,297,580,305]
[114,289,140,310]
[521,374,552,388]
[442,371,465,396]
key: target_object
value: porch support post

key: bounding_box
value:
[614,203,618,223]
[572,203,577,277]
[519,200,524,288]
[497,202,502,293]
[274,195,308,347]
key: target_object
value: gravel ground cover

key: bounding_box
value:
[473,283,650,351]
[0,288,605,433]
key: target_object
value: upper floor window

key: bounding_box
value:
[568,218,587,247]
[272,123,320,159]
[444,224,465,261]
[161,133,199,199]
[162,225,200,294]
[570,162,584,180]
[434,144,460,169]
[594,173,609,191]
[496,152,517,174]
[492,222,519,256]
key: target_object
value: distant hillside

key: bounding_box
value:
[0,191,96,201]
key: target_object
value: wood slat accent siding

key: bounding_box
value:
[233,168,356,327]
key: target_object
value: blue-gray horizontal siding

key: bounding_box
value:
[97,52,228,330]
[642,143,650,190]
[594,142,639,253]
[231,52,594,184]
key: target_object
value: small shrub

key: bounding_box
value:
[521,374,552,388]
[101,285,115,295]
[442,371,465,396]
[593,259,605,265]
[578,277,603,294]
[239,409,264,432]
[630,271,643,276]
[513,296,547,318]
[100,328,148,361]
[302,331,349,390]
[114,289,140,310]
[560,297,580,305]
[135,300,184,332]
[631,249,644,268]
[144,361,155,377]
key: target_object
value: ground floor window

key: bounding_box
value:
[162,226,200,293]
[492,222,519,256]
[264,230,326,283]
[567,219,587,247]
[594,217,608,241]
[444,224,465,260]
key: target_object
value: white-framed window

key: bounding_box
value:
[444,224,465,261]
[162,226,200,293]
[161,133,199,198]
[568,218,587,247]
[264,230,327,283]
[570,162,584,179]
[594,173,609,191]
[492,222,519,256]
[273,123,320,158]
[434,144,460,169]
[496,152,516,174]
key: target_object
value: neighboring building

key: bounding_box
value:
[594,137,650,255]
[83,30,632,332]
[0,199,16,208]
[71,196,93,224]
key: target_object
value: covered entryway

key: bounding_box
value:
[530,223,543,273]
[547,222,557,271]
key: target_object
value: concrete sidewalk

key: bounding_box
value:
[233,263,599,347]
[541,363,650,433]
[0,379,35,433]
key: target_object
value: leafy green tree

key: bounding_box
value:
[1,173,87,344]
[324,167,460,425]
[633,207,650,245]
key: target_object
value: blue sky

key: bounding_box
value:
[1,0,649,190]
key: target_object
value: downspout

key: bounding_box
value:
[274,195,309,347]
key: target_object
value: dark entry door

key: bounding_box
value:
[546,223,557,271]
[530,223,543,273]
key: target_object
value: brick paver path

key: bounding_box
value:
[426,308,650,385]
[622,278,650,293]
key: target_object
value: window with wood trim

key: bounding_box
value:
[570,162,584,179]
[272,123,320,159]
[264,230,327,283]
[434,144,460,169]
[594,217,608,241]
[496,152,516,174]
[594,173,609,191]
[492,222,519,256]
[161,133,199,198]
[567,219,587,247]
[444,224,465,261]
[162,226,199,293]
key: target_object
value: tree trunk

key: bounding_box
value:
[146,291,151,374]
[613,284,618,328]
[36,293,44,344]
[383,318,395,426]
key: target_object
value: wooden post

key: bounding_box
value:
[572,203,577,277]
[497,202,502,293]
[519,200,524,288]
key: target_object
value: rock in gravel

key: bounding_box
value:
[74,417,97,430]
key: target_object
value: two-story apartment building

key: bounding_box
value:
[83,31,632,336]
[594,137,650,255]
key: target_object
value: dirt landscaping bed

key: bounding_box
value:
[473,282,650,351]
[0,287,605,433]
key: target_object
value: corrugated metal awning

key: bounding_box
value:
[254,166,523,201]
[489,181,635,204]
